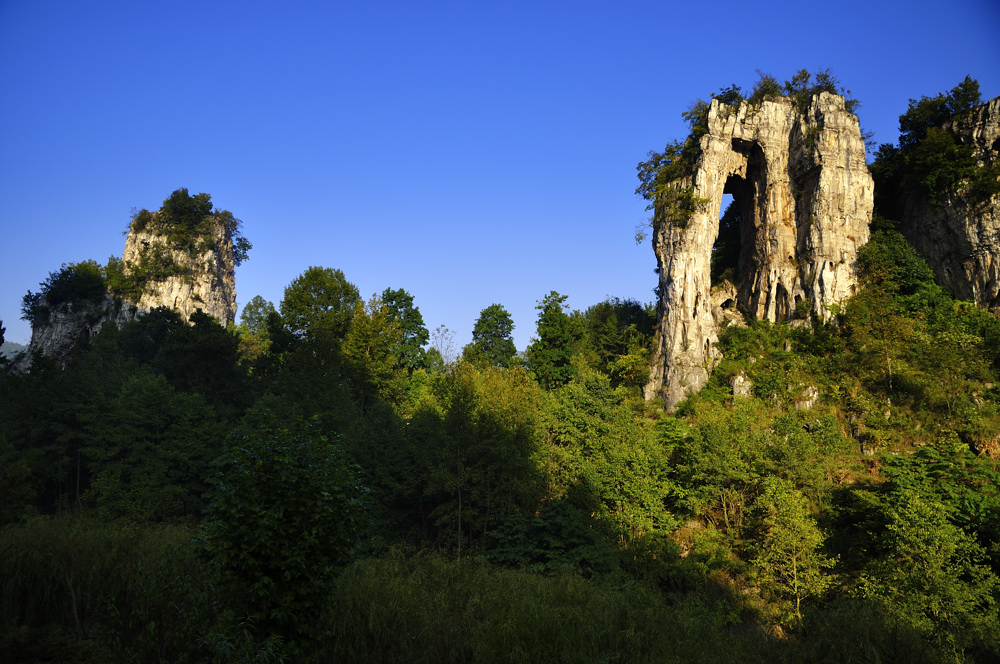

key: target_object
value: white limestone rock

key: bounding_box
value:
[646,93,872,410]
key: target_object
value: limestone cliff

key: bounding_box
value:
[897,96,1000,307]
[16,202,239,370]
[121,213,237,326]
[645,92,873,410]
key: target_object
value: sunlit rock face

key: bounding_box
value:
[898,96,1000,308]
[16,216,237,370]
[122,214,237,326]
[645,93,873,410]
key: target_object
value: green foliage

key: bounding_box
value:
[204,413,366,642]
[871,76,999,217]
[747,70,782,105]
[152,311,252,419]
[880,439,1000,550]
[0,436,34,523]
[0,516,284,663]
[380,287,429,372]
[235,295,278,365]
[748,477,835,623]
[240,294,277,335]
[898,75,981,150]
[463,303,518,368]
[904,126,989,208]
[279,265,361,340]
[857,226,936,295]
[669,400,851,526]
[527,291,580,390]
[781,68,857,114]
[635,157,708,244]
[343,294,407,408]
[406,364,541,554]
[20,260,108,325]
[487,497,621,574]
[859,490,1000,655]
[538,366,678,552]
[327,551,774,664]
[82,369,224,522]
[577,297,655,391]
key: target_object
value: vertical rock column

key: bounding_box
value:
[645,93,872,410]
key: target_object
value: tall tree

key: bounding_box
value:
[343,294,406,409]
[860,490,999,652]
[235,295,278,365]
[381,287,429,372]
[463,304,518,368]
[527,291,580,389]
[240,295,277,335]
[279,266,361,340]
[749,477,834,623]
[205,413,366,644]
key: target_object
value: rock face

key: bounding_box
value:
[898,96,1000,307]
[14,296,133,370]
[122,215,237,326]
[645,93,873,410]
[16,215,237,370]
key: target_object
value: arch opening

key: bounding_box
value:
[713,172,759,302]
[711,192,740,286]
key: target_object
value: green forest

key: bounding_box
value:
[2,74,999,663]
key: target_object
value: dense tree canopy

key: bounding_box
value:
[380,287,429,372]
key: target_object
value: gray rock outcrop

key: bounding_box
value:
[898,96,1000,307]
[645,93,873,410]
[15,213,237,370]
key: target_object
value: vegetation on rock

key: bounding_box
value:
[635,69,862,242]
[871,76,1000,214]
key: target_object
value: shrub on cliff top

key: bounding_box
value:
[20,259,108,325]
[129,188,252,266]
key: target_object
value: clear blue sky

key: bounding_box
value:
[2,0,998,350]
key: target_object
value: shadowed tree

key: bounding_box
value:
[749,477,834,623]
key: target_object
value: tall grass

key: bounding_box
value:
[0,515,284,663]
[0,519,952,663]
[0,515,210,661]
[326,551,775,663]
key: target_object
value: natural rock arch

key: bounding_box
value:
[645,93,873,410]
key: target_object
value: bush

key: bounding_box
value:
[20,260,108,325]
[203,413,367,644]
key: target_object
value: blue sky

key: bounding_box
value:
[2,0,998,350]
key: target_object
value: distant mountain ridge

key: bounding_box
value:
[0,341,26,359]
